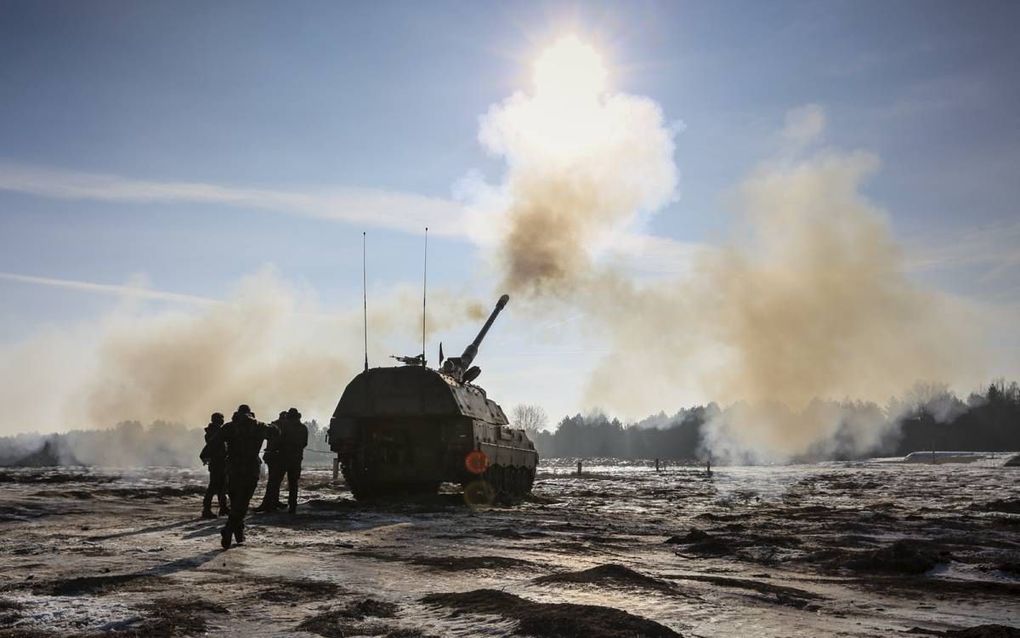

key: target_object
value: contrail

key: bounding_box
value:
[0,272,220,306]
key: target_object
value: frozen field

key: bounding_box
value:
[1,458,1018,637]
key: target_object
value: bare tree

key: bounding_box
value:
[512,404,549,433]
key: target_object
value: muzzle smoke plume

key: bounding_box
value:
[477,37,979,460]
[479,36,678,295]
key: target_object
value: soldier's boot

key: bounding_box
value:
[288,504,297,515]
[252,502,272,513]
[274,501,287,510]
[220,526,232,550]
[234,526,245,545]
[201,508,216,519]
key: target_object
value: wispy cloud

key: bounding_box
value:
[872,73,992,121]
[0,272,219,306]
[0,161,706,272]
[905,219,1020,302]
[782,103,826,148]
[0,162,468,237]
[907,220,1020,277]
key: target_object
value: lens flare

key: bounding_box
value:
[464,449,489,474]
[462,479,495,507]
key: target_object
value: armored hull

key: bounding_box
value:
[328,294,536,502]
[328,365,538,501]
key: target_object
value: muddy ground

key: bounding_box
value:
[0,458,1018,637]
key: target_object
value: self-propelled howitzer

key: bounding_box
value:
[328,294,538,502]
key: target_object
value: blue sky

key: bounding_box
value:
[1,1,1018,427]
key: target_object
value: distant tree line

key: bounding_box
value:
[894,380,1020,457]
[3,382,1017,467]
[514,380,1020,461]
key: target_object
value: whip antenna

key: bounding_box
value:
[363,231,368,372]
[422,226,428,366]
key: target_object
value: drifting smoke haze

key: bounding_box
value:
[476,37,981,461]
[687,153,978,461]
[0,268,484,437]
[0,423,204,468]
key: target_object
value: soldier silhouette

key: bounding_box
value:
[199,412,229,518]
[254,412,287,513]
[210,404,268,549]
[278,408,309,514]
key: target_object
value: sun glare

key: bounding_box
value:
[532,35,607,102]
[481,35,616,165]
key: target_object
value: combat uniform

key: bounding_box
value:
[214,405,268,549]
[254,415,286,512]
[199,413,229,518]
[278,409,309,513]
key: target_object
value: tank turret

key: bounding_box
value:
[328,294,538,503]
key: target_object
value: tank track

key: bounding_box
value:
[466,464,536,505]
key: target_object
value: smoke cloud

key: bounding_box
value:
[475,37,981,461]
[478,36,678,296]
[0,268,482,436]
[590,150,980,461]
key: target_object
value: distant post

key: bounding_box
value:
[332,456,340,483]
[706,453,712,477]
[576,460,582,475]
[655,458,660,472]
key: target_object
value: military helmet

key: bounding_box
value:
[288,407,301,420]
[278,411,287,421]
[211,412,224,424]
[237,404,252,415]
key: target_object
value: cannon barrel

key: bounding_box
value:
[459,294,509,369]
